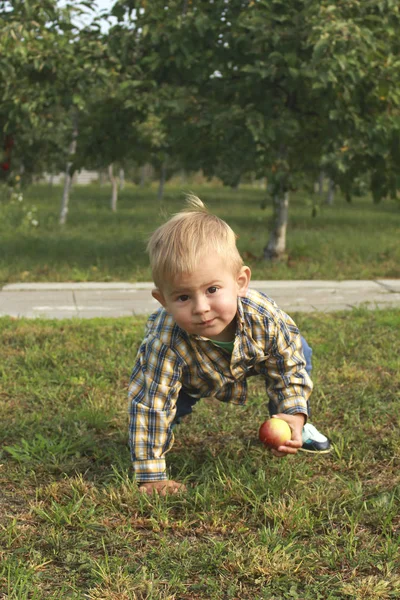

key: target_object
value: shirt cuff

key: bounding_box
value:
[278,397,309,416]
[132,458,168,483]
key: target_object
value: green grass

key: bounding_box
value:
[0,182,399,284]
[1,310,399,598]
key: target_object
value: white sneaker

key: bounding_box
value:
[300,423,331,453]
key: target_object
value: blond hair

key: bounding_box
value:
[147,195,243,289]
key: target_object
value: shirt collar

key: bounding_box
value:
[236,295,246,333]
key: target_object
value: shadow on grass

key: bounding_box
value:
[2,421,265,488]
[3,430,131,481]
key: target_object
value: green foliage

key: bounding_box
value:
[0,1,114,185]
[2,0,400,247]
[0,188,39,229]
[111,0,400,201]
[1,1,71,177]
[308,1,400,202]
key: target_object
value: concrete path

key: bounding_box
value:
[1,280,399,319]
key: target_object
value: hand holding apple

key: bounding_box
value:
[259,417,291,449]
[259,413,306,457]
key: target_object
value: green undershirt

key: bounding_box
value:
[211,339,234,353]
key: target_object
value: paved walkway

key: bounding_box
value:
[1,280,399,319]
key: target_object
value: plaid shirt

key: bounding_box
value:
[128,289,312,482]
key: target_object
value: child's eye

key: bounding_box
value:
[207,286,218,294]
[177,295,189,302]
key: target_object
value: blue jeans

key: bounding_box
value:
[174,335,312,424]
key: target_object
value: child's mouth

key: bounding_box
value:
[198,318,215,326]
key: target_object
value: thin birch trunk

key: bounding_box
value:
[119,168,125,190]
[108,163,118,212]
[326,179,335,205]
[59,115,78,225]
[16,164,24,191]
[140,165,146,187]
[318,170,325,195]
[263,191,290,261]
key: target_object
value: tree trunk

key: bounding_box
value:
[108,163,118,212]
[59,115,78,225]
[158,161,167,201]
[318,170,325,195]
[140,165,146,187]
[263,192,290,261]
[60,170,73,225]
[16,164,24,191]
[231,175,241,191]
[119,168,125,190]
[326,179,335,205]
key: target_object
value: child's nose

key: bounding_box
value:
[193,295,210,314]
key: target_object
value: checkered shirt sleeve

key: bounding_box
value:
[128,335,183,482]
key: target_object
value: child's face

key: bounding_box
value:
[152,254,250,341]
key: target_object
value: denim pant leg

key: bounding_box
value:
[268,335,312,417]
[172,388,200,426]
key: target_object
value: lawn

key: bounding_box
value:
[1,309,399,598]
[0,182,399,284]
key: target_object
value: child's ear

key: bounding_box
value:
[152,288,167,307]
[237,266,251,296]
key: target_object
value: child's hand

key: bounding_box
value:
[270,413,306,458]
[138,480,187,496]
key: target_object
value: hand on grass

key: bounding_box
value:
[271,413,306,458]
[138,480,187,496]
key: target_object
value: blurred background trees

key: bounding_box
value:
[1,0,399,256]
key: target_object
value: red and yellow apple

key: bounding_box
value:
[259,418,291,449]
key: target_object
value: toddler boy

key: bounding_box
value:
[129,196,330,495]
